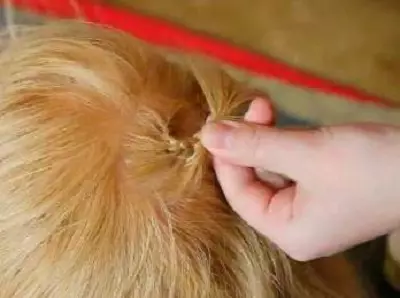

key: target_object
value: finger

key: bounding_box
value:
[201,122,321,178]
[255,168,292,189]
[215,96,275,207]
[244,97,275,125]
[216,154,316,257]
[213,157,272,224]
[243,98,290,188]
[215,97,296,237]
[214,157,297,238]
[215,97,275,223]
[211,100,317,258]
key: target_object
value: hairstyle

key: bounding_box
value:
[0,21,354,297]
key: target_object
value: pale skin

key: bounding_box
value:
[200,98,400,261]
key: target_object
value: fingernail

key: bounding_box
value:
[244,98,259,117]
[201,121,239,150]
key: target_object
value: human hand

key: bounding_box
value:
[200,98,400,261]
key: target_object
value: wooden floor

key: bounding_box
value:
[109,0,400,104]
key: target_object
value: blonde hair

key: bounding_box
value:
[0,21,349,297]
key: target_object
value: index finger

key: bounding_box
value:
[213,98,296,237]
[202,122,320,179]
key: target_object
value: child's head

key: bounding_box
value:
[0,22,347,297]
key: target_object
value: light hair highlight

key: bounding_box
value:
[0,21,351,297]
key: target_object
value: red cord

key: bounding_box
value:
[11,0,394,107]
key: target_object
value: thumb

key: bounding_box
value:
[200,121,323,178]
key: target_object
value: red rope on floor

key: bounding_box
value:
[11,0,394,107]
